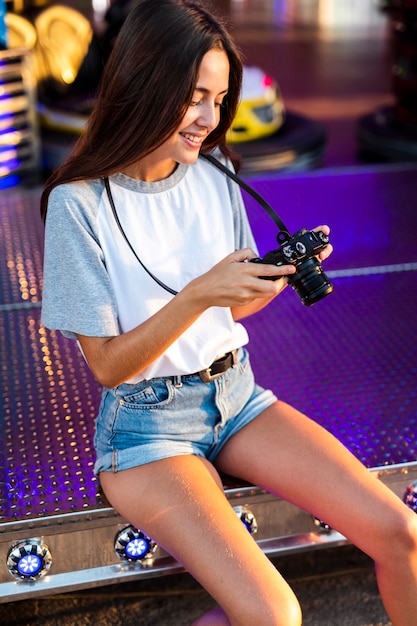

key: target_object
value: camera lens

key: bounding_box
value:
[287,258,333,306]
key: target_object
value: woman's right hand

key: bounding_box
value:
[185,248,296,310]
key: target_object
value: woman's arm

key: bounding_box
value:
[77,248,295,388]
[231,280,288,321]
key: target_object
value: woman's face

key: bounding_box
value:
[129,48,230,181]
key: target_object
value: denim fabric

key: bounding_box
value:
[94,348,277,474]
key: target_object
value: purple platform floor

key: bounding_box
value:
[243,163,417,468]
[1,162,416,524]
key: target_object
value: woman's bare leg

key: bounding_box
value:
[100,455,302,626]
[215,400,417,626]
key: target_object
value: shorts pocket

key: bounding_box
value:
[111,379,181,442]
[120,379,174,409]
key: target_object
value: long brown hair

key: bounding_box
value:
[40,0,243,219]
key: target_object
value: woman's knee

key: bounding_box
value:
[230,586,302,626]
[256,596,302,626]
[373,503,417,563]
[270,594,302,626]
[392,507,417,554]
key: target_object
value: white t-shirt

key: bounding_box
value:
[42,157,257,383]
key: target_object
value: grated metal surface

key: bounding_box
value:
[243,163,417,469]
[0,190,44,308]
[244,270,417,468]
[0,308,102,522]
[0,191,102,523]
[0,164,416,525]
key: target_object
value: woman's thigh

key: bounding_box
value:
[100,455,300,625]
[214,399,414,561]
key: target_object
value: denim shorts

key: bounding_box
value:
[94,348,277,474]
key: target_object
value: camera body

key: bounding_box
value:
[250,228,334,306]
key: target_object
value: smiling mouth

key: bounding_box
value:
[181,133,205,145]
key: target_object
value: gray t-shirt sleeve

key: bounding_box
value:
[41,180,120,340]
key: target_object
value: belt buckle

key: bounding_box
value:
[198,350,237,383]
[199,367,223,383]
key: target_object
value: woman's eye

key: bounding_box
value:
[190,99,225,108]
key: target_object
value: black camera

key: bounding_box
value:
[250,229,334,306]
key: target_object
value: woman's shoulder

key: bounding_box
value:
[47,179,104,233]
[47,178,105,223]
[49,177,104,202]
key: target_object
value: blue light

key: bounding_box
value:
[0,173,20,188]
[125,537,150,560]
[114,526,157,563]
[0,0,6,49]
[242,519,252,532]
[17,554,43,577]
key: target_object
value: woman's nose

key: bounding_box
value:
[197,102,219,131]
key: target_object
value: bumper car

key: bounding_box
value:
[227,67,285,144]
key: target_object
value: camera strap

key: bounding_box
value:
[104,153,289,297]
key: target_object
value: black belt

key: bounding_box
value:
[198,349,238,383]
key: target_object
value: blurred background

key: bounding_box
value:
[1,0,417,185]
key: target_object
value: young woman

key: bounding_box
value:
[41,1,417,624]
